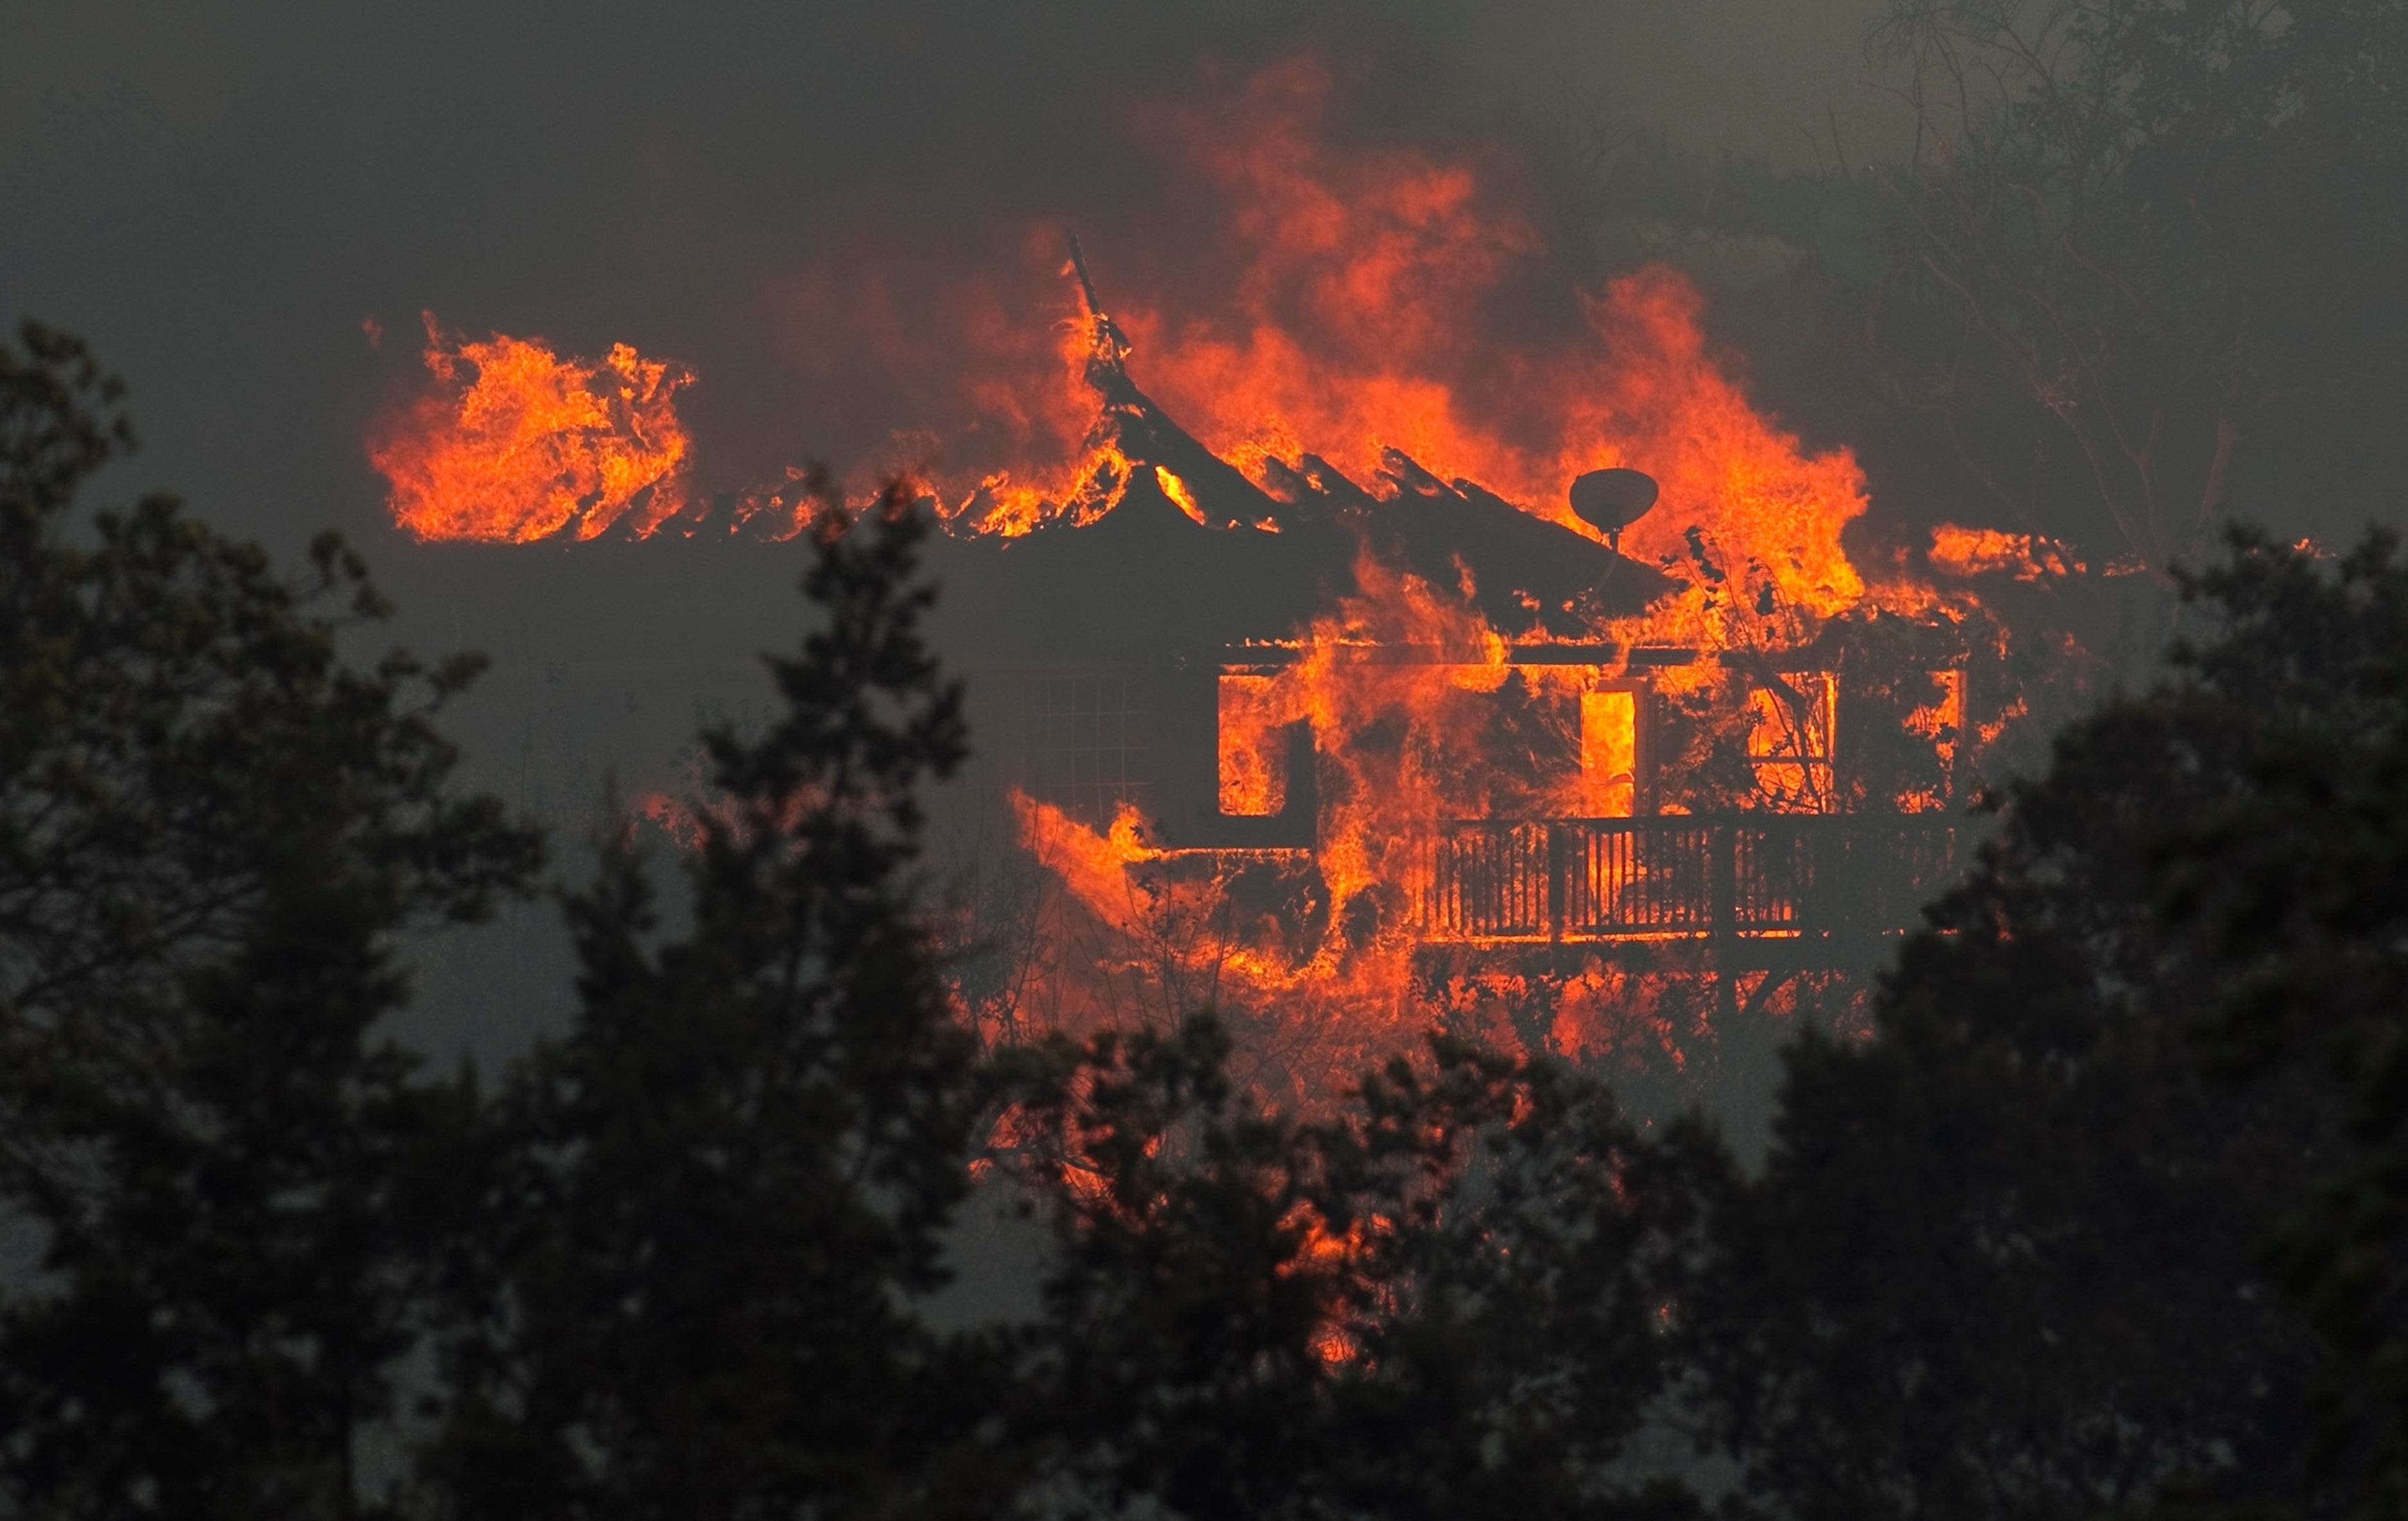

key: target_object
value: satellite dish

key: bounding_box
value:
[1569,468,1659,547]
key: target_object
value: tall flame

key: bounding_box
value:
[369,314,694,543]
[905,58,1871,631]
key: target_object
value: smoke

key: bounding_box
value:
[1,1,1904,541]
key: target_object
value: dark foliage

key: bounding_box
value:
[424,482,997,1520]
[1682,526,2408,1521]
[0,320,543,1518]
[2149,530,2408,1518]
[993,1014,1707,1521]
[1867,0,2408,575]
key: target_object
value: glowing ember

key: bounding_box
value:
[1894,669,1968,813]
[1013,792,1164,943]
[1155,465,1208,526]
[369,314,694,543]
[1746,672,1838,813]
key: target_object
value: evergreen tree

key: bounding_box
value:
[2150,528,2408,1518]
[999,1015,1705,1520]
[1680,527,2396,1521]
[430,482,993,1520]
[0,320,542,1519]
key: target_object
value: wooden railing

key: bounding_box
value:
[1415,817,1967,941]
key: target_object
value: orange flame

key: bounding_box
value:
[1928,525,2081,580]
[1011,553,1669,1090]
[934,62,2032,1093]
[369,313,694,543]
[904,59,1872,632]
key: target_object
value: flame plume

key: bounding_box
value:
[920,58,1872,634]
[369,314,694,543]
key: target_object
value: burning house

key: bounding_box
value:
[934,252,1996,1032]
[366,65,2069,1082]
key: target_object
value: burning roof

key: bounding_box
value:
[931,255,1675,660]
[366,59,1887,648]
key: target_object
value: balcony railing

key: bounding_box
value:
[1415,817,1968,942]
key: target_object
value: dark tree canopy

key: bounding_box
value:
[424,483,997,1521]
[0,320,541,1518]
[2148,530,2408,1518]
[991,1013,1706,1521]
[1682,527,2408,1521]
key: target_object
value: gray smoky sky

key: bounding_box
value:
[2,1,1899,553]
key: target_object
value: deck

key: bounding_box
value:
[1415,815,1971,946]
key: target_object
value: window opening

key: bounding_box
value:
[1577,690,1637,817]
[1026,674,1151,826]
[1748,671,1837,813]
[1217,673,1288,817]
